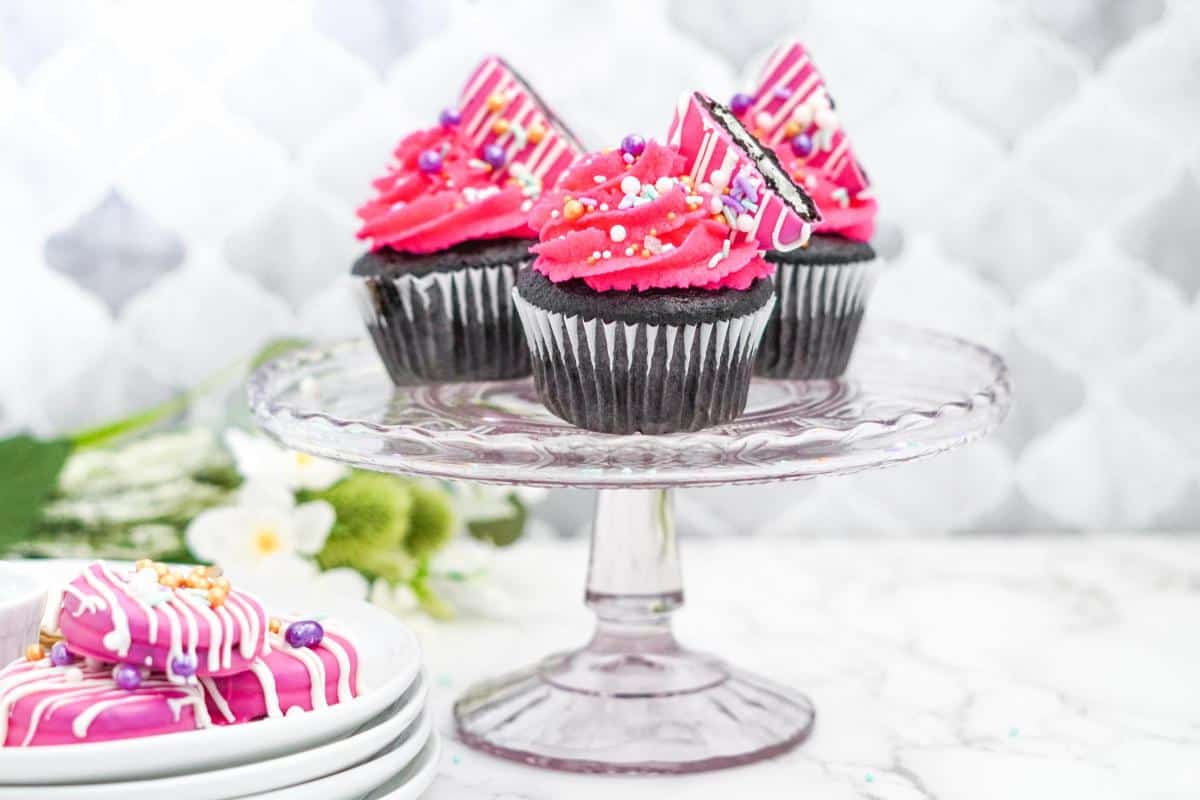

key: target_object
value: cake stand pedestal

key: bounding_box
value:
[249,323,1010,775]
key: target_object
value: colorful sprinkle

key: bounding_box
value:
[113,664,142,691]
[526,123,546,144]
[481,144,506,170]
[563,199,585,221]
[485,92,506,111]
[172,653,198,679]
[491,118,510,135]
[438,107,461,128]
[418,149,443,174]
[790,132,814,158]
[285,620,325,649]
[24,644,44,662]
[729,92,754,115]
[49,642,73,667]
[619,134,646,158]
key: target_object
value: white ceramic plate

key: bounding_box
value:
[244,712,435,800]
[0,602,421,785]
[363,735,442,800]
[0,563,48,665]
[0,674,428,800]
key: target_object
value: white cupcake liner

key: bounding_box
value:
[357,261,531,384]
[756,257,880,379]
[513,288,775,434]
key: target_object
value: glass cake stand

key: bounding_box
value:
[248,322,1010,775]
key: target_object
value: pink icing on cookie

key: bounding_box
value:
[0,658,210,747]
[357,55,584,254]
[530,140,772,292]
[202,629,358,725]
[58,563,269,682]
[732,40,876,242]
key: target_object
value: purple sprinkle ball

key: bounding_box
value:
[619,134,646,158]
[172,653,198,678]
[729,92,754,115]
[790,132,814,158]
[114,664,142,691]
[285,620,325,649]
[481,143,506,169]
[438,107,461,127]
[418,149,443,174]
[49,642,73,667]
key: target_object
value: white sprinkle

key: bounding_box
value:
[520,199,533,212]
[686,194,702,205]
[625,246,635,256]
[709,170,730,192]
[594,175,606,184]
[599,203,609,211]
[736,213,755,232]
[602,250,612,258]
[644,235,663,255]
[591,250,601,259]
[708,196,723,214]
[815,108,838,130]
[754,111,772,130]
[698,182,713,194]
[65,668,84,683]
[663,243,675,252]
[622,153,635,164]
[609,224,627,243]
[620,176,641,196]
[550,209,560,218]
[654,177,674,194]
[791,104,814,127]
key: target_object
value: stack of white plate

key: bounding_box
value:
[0,597,439,800]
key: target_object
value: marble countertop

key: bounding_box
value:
[419,536,1200,800]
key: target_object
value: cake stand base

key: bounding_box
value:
[454,489,814,774]
[454,649,815,774]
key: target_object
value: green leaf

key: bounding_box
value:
[250,338,310,371]
[0,435,72,552]
[468,495,527,547]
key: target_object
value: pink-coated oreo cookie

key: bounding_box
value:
[667,90,821,254]
[0,658,211,747]
[58,562,269,683]
[202,624,358,724]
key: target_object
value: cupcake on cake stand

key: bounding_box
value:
[248,322,1010,774]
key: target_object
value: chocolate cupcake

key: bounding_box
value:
[354,55,584,384]
[727,41,881,379]
[514,94,819,434]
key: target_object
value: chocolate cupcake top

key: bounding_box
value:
[529,94,820,293]
[356,56,584,255]
[727,41,877,243]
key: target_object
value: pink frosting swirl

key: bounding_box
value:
[530,141,771,292]
[356,126,536,254]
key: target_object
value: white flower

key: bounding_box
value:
[224,429,348,491]
[186,479,333,572]
[185,480,367,614]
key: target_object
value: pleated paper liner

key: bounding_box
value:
[513,289,775,435]
[755,257,879,380]
[357,259,532,385]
